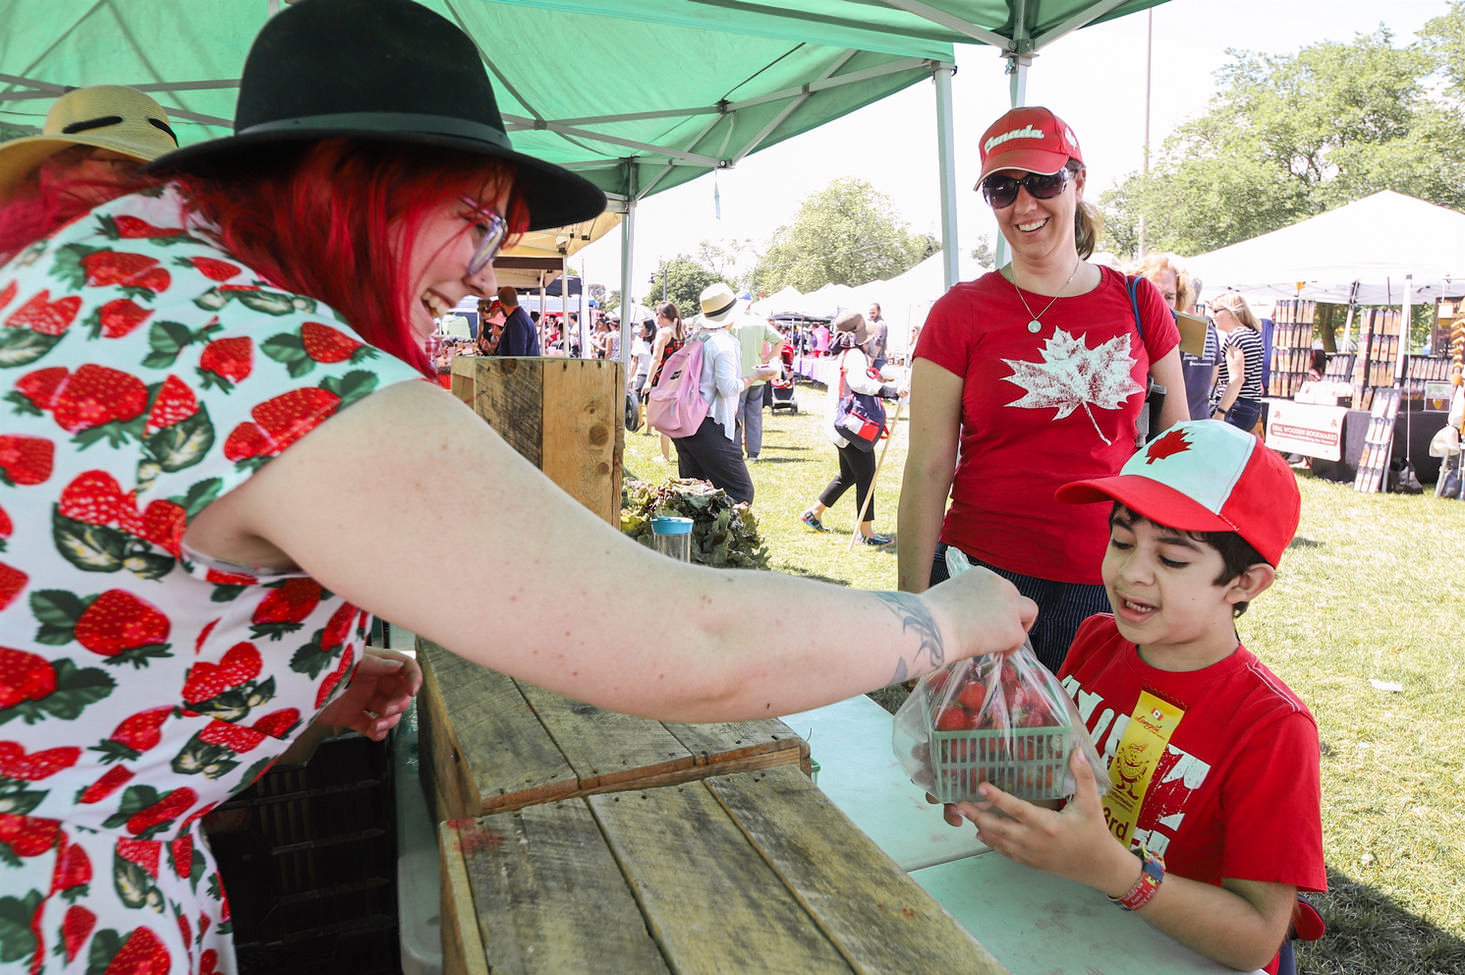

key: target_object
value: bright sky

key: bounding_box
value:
[575,0,1453,299]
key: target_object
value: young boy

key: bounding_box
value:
[956,420,1325,975]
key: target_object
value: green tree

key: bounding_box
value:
[645,255,722,319]
[1100,21,1465,258]
[751,178,935,293]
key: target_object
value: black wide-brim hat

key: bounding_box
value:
[146,0,606,231]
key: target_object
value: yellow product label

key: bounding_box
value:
[1101,690,1185,847]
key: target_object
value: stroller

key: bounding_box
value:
[769,340,798,414]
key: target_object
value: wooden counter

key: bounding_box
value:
[440,765,1010,975]
[416,638,807,820]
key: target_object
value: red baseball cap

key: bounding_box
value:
[1056,421,1300,566]
[976,105,1084,184]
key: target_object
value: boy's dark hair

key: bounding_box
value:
[1110,504,1268,617]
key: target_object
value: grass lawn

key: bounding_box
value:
[622,380,1465,975]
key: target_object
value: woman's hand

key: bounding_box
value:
[317,648,424,740]
[921,566,1036,661]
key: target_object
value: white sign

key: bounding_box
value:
[1265,400,1347,460]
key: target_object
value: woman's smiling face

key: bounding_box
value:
[992,166,1084,264]
[404,188,510,342]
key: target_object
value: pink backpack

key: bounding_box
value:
[646,333,710,438]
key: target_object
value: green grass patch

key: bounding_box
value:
[622,381,1465,972]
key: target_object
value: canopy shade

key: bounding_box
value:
[1188,191,1465,305]
[0,0,1167,210]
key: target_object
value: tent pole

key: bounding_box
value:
[995,45,1031,270]
[618,161,638,364]
[1396,274,1412,383]
[933,62,960,291]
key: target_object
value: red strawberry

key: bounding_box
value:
[0,741,80,780]
[95,706,174,762]
[197,336,252,390]
[0,279,14,309]
[91,297,151,338]
[198,948,221,975]
[125,787,197,838]
[205,568,256,587]
[60,905,95,963]
[49,364,148,434]
[11,366,69,411]
[105,215,187,240]
[73,590,172,663]
[52,835,92,896]
[251,708,301,738]
[250,579,323,639]
[0,812,60,857]
[79,250,162,287]
[143,375,198,435]
[0,647,56,709]
[135,500,186,557]
[116,837,161,878]
[934,706,967,731]
[301,321,363,363]
[134,267,171,293]
[3,289,81,334]
[315,646,356,708]
[956,681,987,711]
[179,256,241,282]
[222,423,272,463]
[168,835,193,880]
[103,926,171,975]
[0,564,25,611]
[253,386,340,438]
[198,720,266,753]
[182,642,262,705]
[321,601,355,653]
[0,504,8,540]
[76,765,135,804]
[57,470,129,525]
[0,435,53,486]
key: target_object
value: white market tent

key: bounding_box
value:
[1188,191,1465,305]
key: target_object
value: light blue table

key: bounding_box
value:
[782,694,989,871]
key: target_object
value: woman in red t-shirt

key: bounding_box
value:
[897,107,1187,672]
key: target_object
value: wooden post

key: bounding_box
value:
[450,356,624,524]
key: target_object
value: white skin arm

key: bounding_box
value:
[1215,341,1246,412]
[183,380,1036,722]
[1150,346,1189,431]
[958,750,1296,972]
[896,358,962,594]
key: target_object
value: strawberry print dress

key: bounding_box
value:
[0,187,424,973]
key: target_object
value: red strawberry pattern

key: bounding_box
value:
[0,187,420,971]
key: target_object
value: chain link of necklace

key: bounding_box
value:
[1015,257,1083,333]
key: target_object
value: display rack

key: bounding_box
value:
[1354,387,1402,494]
[1267,299,1318,397]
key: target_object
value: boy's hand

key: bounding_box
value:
[954,750,1136,896]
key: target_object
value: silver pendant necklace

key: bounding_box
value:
[1014,258,1082,333]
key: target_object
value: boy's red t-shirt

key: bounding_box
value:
[1059,615,1327,894]
[915,267,1179,582]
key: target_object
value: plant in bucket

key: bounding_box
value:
[893,549,1106,802]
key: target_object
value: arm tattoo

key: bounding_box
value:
[873,591,945,684]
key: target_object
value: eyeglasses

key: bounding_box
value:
[979,168,1073,209]
[459,196,509,276]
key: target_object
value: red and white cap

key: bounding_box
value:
[1056,421,1300,566]
[976,105,1083,184]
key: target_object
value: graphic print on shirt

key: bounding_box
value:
[1062,673,1212,861]
[1001,328,1144,444]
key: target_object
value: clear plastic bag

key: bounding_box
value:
[892,550,1107,802]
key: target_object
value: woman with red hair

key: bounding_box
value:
[0,2,1032,972]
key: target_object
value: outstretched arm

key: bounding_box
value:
[184,380,1036,723]
[896,358,961,594]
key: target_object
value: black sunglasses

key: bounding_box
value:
[980,168,1073,209]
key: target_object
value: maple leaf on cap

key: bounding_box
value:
[1145,427,1191,463]
[1003,329,1144,444]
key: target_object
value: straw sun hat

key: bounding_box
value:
[0,84,178,196]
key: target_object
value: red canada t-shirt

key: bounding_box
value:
[915,267,1179,582]
[1059,615,1327,894]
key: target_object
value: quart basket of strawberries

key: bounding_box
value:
[896,644,1094,802]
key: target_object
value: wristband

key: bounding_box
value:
[1110,844,1164,912]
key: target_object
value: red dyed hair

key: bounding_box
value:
[0,160,147,263]
[175,140,528,375]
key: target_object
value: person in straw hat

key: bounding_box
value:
[0,84,178,259]
[0,2,1033,970]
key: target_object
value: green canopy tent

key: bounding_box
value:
[0,0,1167,346]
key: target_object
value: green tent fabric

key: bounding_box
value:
[0,0,1166,207]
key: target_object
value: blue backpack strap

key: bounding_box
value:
[1126,274,1144,341]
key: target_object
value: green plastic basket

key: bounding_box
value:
[927,711,1071,803]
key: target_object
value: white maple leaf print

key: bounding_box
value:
[1002,328,1144,444]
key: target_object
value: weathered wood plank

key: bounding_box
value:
[705,766,1011,975]
[536,359,622,526]
[417,640,578,818]
[453,803,672,975]
[663,718,806,767]
[589,783,856,975]
[439,821,491,975]
[517,682,695,792]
